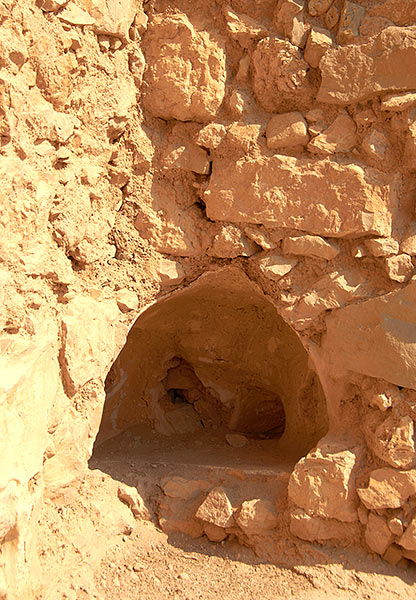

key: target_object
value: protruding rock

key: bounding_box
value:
[282,235,339,260]
[366,413,416,469]
[381,91,416,112]
[308,0,334,17]
[196,124,227,150]
[223,5,267,47]
[318,26,416,105]
[226,433,248,448]
[274,0,304,38]
[308,113,357,155]
[383,544,403,566]
[304,27,333,68]
[337,1,365,44]
[365,238,399,257]
[118,483,151,520]
[203,523,227,542]
[365,514,394,555]
[399,519,416,551]
[357,468,416,510]
[236,499,278,534]
[158,259,185,287]
[209,224,257,258]
[325,3,339,29]
[115,289,139,313]
[142,14,226,122]
[195,487,234,528]
[77,0,138,38]
[257,254,298,280]
[289,508,359,542]
[266,112,309,149]
[385,254,414,283]
[162,144,210,175]
[58,2,95,25]
[361,129,389,161]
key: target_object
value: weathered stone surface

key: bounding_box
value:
[289,509,359,542]
[274,0,304,37]
[58,2,95,25]
[358,468,416,510]
[322,280,416,389]
[209,224,257,258]
[361,129,389,161]
[367,413,416,469]
[304,26,332,68]
[223,5,267,47]
[288,440,363,522]
[251,37,314,112]
[236,499,278,534]
[142,14,226,122]
[365,238,399,257]
[337,1,365,44]
[385,254,414,283]
[365,514,394,556]
[158,259,185,286]
[282,235,339,260]
[318,27,416,105]
[266,112,309,149]
[196,123,227,150]
[308,0,334,17]
[308,113,357,155]
[162,477,209,501]
[381,91,416,112]
[257,254,298,280]
[77,0,138,38]
[61,295,122,394]
[205,156,394,237]
[162,143,210,174]
[195,487,234,528]
[399,519,416,551]
[115,289,139,313]
[370,0,416,27]
[118,483,151,520]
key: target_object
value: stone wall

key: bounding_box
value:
[2,0,416,596]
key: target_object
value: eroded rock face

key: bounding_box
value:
[142,13,226,122]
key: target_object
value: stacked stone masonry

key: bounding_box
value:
[2,0,416,597]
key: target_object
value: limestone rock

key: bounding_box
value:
[162,477,210,501]
[383,544,403,566]
[205,156,394,237]
[365,238,399,257]
[115,289,139,313]
[404,120,416,169]
[142,14,226,122]
[77,0,138,39]
[370,0,416,27]
[244,226,277,251]
[195,487,234,528]
[274,0,304,38]
[257,254,298,280]
[203,523,227,542]
[196,123,227,150]
[381,91,416,112]
[323,280,416,388]
[266,112,309,149]
[251,36,314,112]
[288,440,363,522]
[385,254,414,283]
[399,519,416,551]
[365,514,394,555]
[118,484,151,520]
[367,413,416,469]
[361,129,389,161]
[58,2,95,25]
[304,27,333,68]
[289,509,359,542]
[325,3,339,29]
[362,381,401,411]
[337,1,365,44]
[388,518,404,537]
[60,295,121,394]
[318,26,416,105]
[308,113,357,155]
[162,144,210,175]
[223,5,267,48]
[209,224,257,258]
[358,468,416,510]
[236,499,278,534]
[308,0,334,17]
[158,259,185,287]
[282,235,339,260]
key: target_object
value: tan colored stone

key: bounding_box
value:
[58,2,95,25]
[196,123,227,150]
[308,113,357,155]
[158,259,185,287]
[337,1,365,44]
[370,0,416,27]
[401,232,416,255]
[365,238,399,257]
[244,226,277,251]
[77,0,138,39]
[288,441,363,522]
[115,289,139,313]
[361,129,389,161]
[405,120,416,169]
[223,5,267,48]
[362,382,401,411]
[289,509,359,542]
[274,0,304,38]
[118,484,151,520]
[205,155,394,237]
[370,414,416,469]
[142,14,226,122]
[209,224,257,258]
[257,254,298,280]
[323,280,416,389]
[162,144,210,175]
[308,0,334,17]
[304,27,332,68]
[365,514,394,555]
[325,3,339,29]
[357,468,416,510]
[354,108,377,128]
[195,487,234,528]
[282,235,339,260]
[226,433,248,448]
[162,477,209,501]
[385,254,414,283]
[383,544,403,566]
[236,499,278,534]
[318,26,416,105]
[203,523,227,542]
[381,91,416,112]
[389,518,404,537]
[399,519,416,551]
[251,37,314,112]
[266,112,309,149]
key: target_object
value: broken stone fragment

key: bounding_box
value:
[195,487,234,528]
[404,120,416,169]
[118,484,151,520]
[337,1,365,44]
[367,413,416,469]
[401,232,416,256]
[77,0,138,39]
[58,2,95,25]
[289,508,359,542]
[282,235,339,260]
[325,3,339,29]
[162,477,210,501]
[362,381,401,411]
[318,26,416,105]
[364,237,399,257]
[304,27,333,68]
[357,468,416,510]
[365,514,394,555]
[243,226,277,251]
[226,433,248,448]
[399,519,416,551]
[388,518,404,537]
[354,108,377,128]
[158,259,185,287]
[196,123,227,150]
[381,91,416,112]
[209,224,257,258]
[162,144,210,175]
[274,0,304,38]
[308,113,357,155]
[361,129,389,161]
[266,112,309,149]
[40,0,68,11]
[203,523,227,542]
[288,441,363,522]
[236,499,278,534]
[257,254,298,280]
[385,254,414,283]
[383,544,403,566]
[142,14,226,122]
[223,5,267,48]
[205,155,394,238]
[115,289,138,313]
[308,0,334,17]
